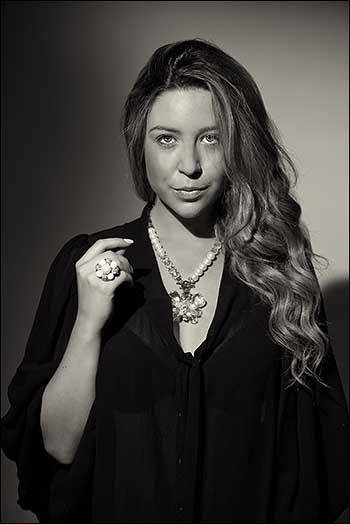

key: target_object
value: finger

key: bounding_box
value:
[109,254,134,274]
[119,271,134,288]
[77,238,134,266]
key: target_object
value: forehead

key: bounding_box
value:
[147,88,216,129]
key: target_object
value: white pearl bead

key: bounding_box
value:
[147,213,223,289]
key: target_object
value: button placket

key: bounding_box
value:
[175,361,188,520]
[174,357,203,522]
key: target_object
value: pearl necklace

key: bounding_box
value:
[147,209,222,324]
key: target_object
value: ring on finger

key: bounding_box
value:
[95,257,121,281]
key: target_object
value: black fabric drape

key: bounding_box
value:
[2,204,349,523]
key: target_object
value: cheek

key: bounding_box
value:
[144,146,175,182]
[199,143,223,164]
[204,151,225,182]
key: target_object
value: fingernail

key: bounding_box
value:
[124,238,134,244]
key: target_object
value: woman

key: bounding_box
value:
[1,38,348,523]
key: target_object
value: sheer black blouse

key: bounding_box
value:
[1,203,349,523]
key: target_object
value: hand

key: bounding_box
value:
[74,238,134,335]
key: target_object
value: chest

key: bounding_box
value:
[155,252,225,355]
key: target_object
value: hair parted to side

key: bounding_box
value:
[120,38,331,392]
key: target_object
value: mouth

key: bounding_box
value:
[173,187,208,201]
[174,186,208,192]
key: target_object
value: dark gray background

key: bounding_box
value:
[2,2,348,522]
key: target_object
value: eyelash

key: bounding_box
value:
[156,134,219,147]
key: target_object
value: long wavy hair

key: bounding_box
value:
[120,38,330,392]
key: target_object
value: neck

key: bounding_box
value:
[150,198,217,244]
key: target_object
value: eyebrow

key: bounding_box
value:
[148,125,219,134]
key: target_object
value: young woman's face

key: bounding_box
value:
[144,88,225,221]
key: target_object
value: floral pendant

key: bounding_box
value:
[169,290,207,324]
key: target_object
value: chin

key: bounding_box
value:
[166,196,215,220]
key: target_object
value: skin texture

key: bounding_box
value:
[144,88,225,243]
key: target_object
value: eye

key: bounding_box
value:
[156,135,176,146]
[202,134,219,145]
[155,133,219,148]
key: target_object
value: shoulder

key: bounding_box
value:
[53,211,144,265]
[38,212,144,304]
[85,213,143,249]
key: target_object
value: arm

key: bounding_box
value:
[40,317,101,465]
[40,237,134,465]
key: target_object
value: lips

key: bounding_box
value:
[173,187,208,201]
[174,187,207,191]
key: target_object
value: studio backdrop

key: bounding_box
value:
[2,1,348,522]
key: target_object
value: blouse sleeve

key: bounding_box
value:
[1,234,94,523]
[272,290,349,523]
[312,294,349,522]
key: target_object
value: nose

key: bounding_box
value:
[178,144,202,177]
